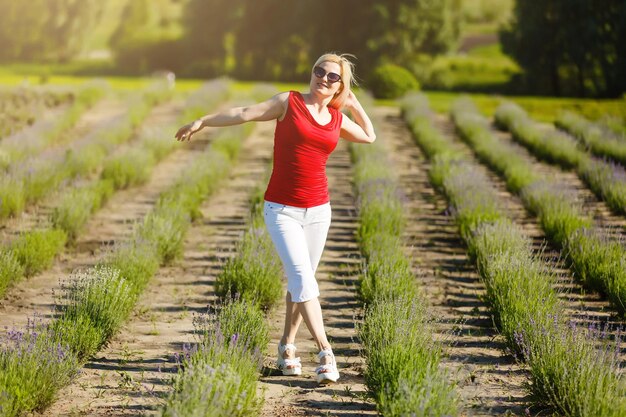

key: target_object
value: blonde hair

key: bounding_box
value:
[312,53,357,110]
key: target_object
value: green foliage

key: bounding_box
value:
[556,111,626,166]
[460,0,513,24]
[368,64,420,99]
[358,297,458,417]
[137,203,189,265]
[518,320,626,417]
[501,0,626,97]
[53,266,137,359]
[350,94,458,415]
[471,221,561,340]
[0,0,104,63]
[199,298,270,354]
[0,177,25,219]
[452,96,626,315]
[101,149,156,189]
[566,229,626,310]
[215,227,282,311]
[0,251,24,297]
[162,298,266,416]
[495,102,581,168]
[496,101,626,217]
[403,95,626,416]
[181,0,461,81]
[51,179,115,242]
[10,229,67,277]
[0,319,80,417]
[0,86,73,139]
[104,241,160,289]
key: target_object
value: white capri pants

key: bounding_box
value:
[263,200,332,302]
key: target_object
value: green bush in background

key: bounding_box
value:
[368,64,420,99]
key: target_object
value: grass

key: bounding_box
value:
[421,91,626,124]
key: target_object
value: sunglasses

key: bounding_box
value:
[313,66,342,84]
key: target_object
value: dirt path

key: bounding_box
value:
[378,106,531,415]
[41,120,275,416]
[259,140,376,416]
[0,98,210,328]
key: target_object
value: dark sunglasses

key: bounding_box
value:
[313,66,342,84]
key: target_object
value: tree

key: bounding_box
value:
[0,0,102,62]
[180,0,462,81]
[181,0,248,77]
[501,0,626,97]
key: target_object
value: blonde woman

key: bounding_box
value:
[175,53,376,384]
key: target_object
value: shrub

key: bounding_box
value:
[368,64,420,99]
[51,180,115,242]
[0,252,25,297]
[53,266,137,358]
[101,149,156,189]
[215,226,282,311]
[358,296,458,417]
[10,229,67,277]
[0,317,80,417]
[162,298,266,417]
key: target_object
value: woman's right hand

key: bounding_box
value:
[175,119,203,141]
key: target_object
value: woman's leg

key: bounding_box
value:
[299,205,334,370]
[281,291,302,345]
[264,201,333,370]
[264,202,317,359]
[281,211,331,346]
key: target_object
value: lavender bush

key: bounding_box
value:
[0,317,79,417]
[161,299,266,417]
[351,92,459,416]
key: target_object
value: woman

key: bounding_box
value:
[175,53,376,385]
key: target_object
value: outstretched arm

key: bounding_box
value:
[175,92,288,141]
[340,91,376,144]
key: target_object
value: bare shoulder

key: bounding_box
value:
[273,91,290,121]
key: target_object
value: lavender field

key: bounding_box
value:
[0,80,625,417]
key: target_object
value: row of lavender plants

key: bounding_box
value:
[451,97,626,315]
[495,102,626,216]
[0,86,74,140]
[349,94,458,416]
[555,111,626,166]
[0,97,251,417]
[401,92,626,417]
[0,80,231,299]
[0,81,108,171]
[162,133,282,416]
[0,80,173,220]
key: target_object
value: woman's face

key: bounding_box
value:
[310,61,342,98]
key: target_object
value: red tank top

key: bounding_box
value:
[264,91,343,208]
